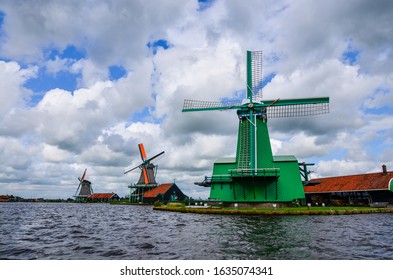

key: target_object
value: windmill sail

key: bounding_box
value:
[138,143,147,161]
[80,168,87,181]
[266,97,329,118]
[183,96,329,116]
[248,50,263,101]
[182,99,243,112]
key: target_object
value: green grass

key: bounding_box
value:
[153,205,393,215]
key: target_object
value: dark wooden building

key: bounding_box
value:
[87,192,120,202]
[143,183,188,204]
[304,165,393,206]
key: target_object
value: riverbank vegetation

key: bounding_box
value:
[153,204,393,215]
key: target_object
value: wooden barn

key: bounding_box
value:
[87,192,120,202]
[142,183,188,204]
[304,165,393,206]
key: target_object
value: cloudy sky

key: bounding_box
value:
[0,0,392,199]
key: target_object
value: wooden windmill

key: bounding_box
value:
[183,50,329,205]
[74,168,93,202]
[124,143,165,203]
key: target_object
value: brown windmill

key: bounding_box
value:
[74,168,93,202]
[124,143,164,203]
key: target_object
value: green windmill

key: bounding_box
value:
[182,50,329,206]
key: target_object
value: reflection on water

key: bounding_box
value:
[1,203,393,259]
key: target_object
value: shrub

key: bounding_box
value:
[154,200,163,207]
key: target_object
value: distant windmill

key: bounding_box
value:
[183,50,329,204]
[124,143,165,202]
[74,168,93,202]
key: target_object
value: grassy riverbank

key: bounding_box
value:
[153,205,393,215]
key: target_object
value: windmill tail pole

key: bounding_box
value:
[267,98,280,107]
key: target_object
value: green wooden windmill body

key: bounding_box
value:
[183,51,329,204]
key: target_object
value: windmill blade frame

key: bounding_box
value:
[74,182,82,196]
[141,168,149,184]
[124,164,142,174]
[146,151,165,163]
[182,99,243,112]
[138,143,148,161]
[248,50,263,101]
[265,97,329,118]
[80,168,87,181]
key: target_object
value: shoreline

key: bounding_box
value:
[153,205,393,215]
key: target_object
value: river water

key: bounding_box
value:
[1,202,393,260]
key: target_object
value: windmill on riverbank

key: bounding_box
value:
[183,50,329,205]
[74,168,93,202]
[124,143,165,203]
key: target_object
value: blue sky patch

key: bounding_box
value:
[198,0,215,11]
[262,72,276,88]
[130,106,151,122]
[252,72,277,97]
[362,87,392,114]
[341,44,360,65]
[147,39,172,55]
[220,72,277,103]
[108,65,127,80]
[24,67,80,106]
[306,147,348,164]
[128,106,162,124]
[0,10,5,27]
[45,44,86,60]
[363,106,393,115]
[365,137,387,157]
[0,11,5,39]
[23,44,86,106]
[61,45,86,60]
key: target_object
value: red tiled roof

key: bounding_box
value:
[88,193,117,199]
[305,171,393,193]
[143,183,174,198]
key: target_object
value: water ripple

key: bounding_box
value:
[2,203,393,259]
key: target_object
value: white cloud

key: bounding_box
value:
[45,56,74,74]
[71,59,108,88]
[275,131,329,159]
[267,59,382,140]
[314,159,375,178]
[42,144,72,162]
[0,0,197,66]
[0,61,36,118]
